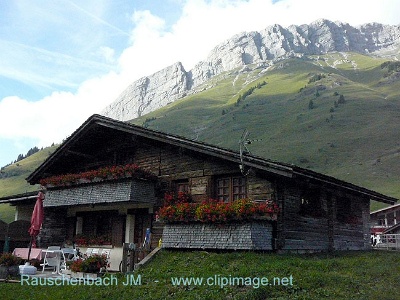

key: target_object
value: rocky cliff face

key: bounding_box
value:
[102,62,189,121]
[102,19,400,121]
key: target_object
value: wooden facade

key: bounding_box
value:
[20,114,396,266]
[370,203,400,234]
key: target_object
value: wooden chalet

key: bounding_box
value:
[370,203,400,234]
[22,114,396,269]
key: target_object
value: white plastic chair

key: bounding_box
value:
[101,249,111,259]
[100,249,111,272]
[91,248,100,255]
[85,248,93,257]
[61,248,77,270]
[42,246,62,274]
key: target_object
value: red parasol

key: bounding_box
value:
[27,191,44,260]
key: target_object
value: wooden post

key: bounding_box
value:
[326,192,334,252]
[121,243,129,273]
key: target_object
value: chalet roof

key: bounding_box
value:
[383,222,400,234]
[0,191,38,205]
[370,203,400,216]
[27,114,397,205]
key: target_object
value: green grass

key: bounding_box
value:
[0,204,15,224]
[0,145,59,223]
[0,145,58,198]
[1,250,399,299]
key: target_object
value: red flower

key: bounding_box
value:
[158,196,279,224]
[40,163,157,187]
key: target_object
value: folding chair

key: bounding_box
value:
[42,246,62,274]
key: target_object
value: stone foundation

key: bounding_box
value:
[162,222,274,250]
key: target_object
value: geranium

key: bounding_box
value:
[68,254,109,273]
[82,254,109,273]
[163,191,191,206]
[69,258,84,272]
[157,195,279,224]
[73,234,111,246]
[73,233,112,246]
[39,163,157,187]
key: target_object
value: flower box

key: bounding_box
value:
[85,273,98,279]
[70,272,102,279]
[39,163,157,188]
[158,195,279,224]
[71,271,84,278]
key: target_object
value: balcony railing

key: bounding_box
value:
[375,234,400,250]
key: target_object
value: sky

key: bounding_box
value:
[0,0,399,168]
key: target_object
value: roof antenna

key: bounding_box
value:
[239,129,261,176]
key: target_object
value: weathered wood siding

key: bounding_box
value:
[247,174,274,201]
[279,183,330,252]
[333,195,370,250]
[277,180,370,252]
[133,142,274,203]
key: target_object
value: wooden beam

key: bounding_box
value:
[66,149,95,159]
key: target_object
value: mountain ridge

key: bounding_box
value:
[102,19,400,121]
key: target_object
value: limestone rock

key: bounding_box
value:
[102,62,188,121]
[102,20,400,121]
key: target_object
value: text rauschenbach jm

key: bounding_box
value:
[21,274,294,289]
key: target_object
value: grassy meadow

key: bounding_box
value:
[0,250,399,300]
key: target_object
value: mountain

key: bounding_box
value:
[102,19,400,121]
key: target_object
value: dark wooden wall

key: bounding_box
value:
[277,179,370,252]
[133,142,274,203]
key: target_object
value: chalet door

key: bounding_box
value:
[134,214,145,245]
[133,209,152,246]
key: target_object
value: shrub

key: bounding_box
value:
[0,253,21,267]
[68,255,109,273]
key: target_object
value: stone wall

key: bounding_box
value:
[162,222,274,250]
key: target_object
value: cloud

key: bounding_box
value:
[0,0,399,166]
[0,71,129,149]
[98,46,116,63]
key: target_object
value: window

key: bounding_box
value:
[216,176,246,202]
[76,210,116,243]
[176,181,189,193]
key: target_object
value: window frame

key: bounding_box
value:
[215,175,247,202]
[175,180,189,193]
